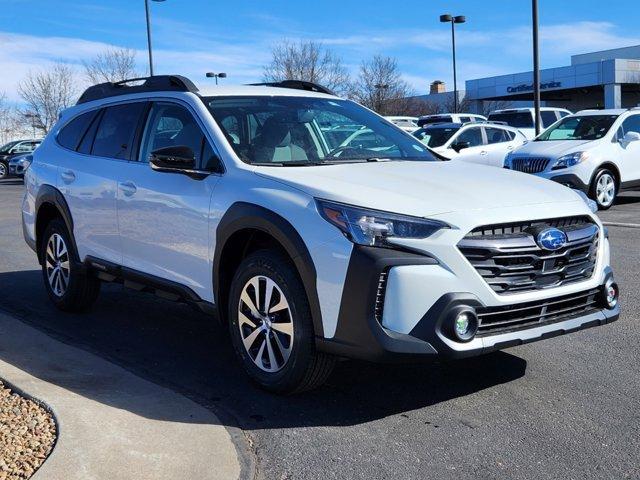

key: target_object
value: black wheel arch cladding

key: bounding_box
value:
[214,202,324,337]
[34,184,76,264]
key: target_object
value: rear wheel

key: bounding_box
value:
[228,250,335,394]
[590,168,617,210]
[40,218,101,312]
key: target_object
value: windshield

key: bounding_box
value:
[536,115,619,141]
[413,126,459,148]
[206,96,435,165]
[487,112,533,129]
[0,140,20,153]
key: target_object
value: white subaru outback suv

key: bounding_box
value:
[22,76,619,393]
[505,109,640,210]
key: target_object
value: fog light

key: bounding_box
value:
[451,309,478,342]
[604,280,619,309]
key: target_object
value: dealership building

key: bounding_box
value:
[413,45,640,114]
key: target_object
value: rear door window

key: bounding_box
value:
[485,127,511,144]
[91,103,147,160]
[455,126,484,147]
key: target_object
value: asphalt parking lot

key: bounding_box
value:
[0,178,639,480]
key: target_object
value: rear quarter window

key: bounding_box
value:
[57,110,98,151]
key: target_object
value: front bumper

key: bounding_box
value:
[317,246,619,362]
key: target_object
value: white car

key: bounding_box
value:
[505,108,640,209]
[417,113,486,128]
[22,76,619,393]
[385,116,419,133]
[487,107,572,139]
[413,122,527,167]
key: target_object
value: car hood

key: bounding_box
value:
[254,161,581,217]
[513,139,593,157]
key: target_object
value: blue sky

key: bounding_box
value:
[1,0,640,101]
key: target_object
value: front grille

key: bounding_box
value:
[511,157,550,173]
[476,288,601,336]
[459,217,599,294]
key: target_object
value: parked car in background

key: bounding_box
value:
[417,113,486,128]
[0,139,42,179]
[487,108,571,139]
[385,116,419,132]
[23,76,618,394]
[504,108,640,209]
[8,153,33,178]
[413,122,527,167]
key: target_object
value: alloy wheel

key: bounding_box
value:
[237,275,294,373]
[596,173,616,207]
[0,163,6,178]
[45,233,70,297]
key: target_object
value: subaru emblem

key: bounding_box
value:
[537,228,568,251]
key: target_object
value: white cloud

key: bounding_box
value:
[1,20,638,102]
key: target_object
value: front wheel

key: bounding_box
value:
[228,250,335,394]
[0,161,8,179]
[590,169,617,210]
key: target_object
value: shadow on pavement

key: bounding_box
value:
[0,269,527,430]
[0,179,24,187]
[615,192,640,206]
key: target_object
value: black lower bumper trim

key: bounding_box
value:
[549,173,589,193]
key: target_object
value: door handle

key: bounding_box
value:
[506,145,514,150]
[119,181,137,197]
[480,151,488,156]
[61,170,76,184]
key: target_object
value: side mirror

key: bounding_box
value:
[621,131,640,144]
[451,141,471,153]
[150,146,196,172]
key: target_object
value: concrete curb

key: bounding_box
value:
[0,312,241,480]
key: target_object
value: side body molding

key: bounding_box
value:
[214,202,324,338]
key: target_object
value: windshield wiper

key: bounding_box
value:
[252,160,329,167]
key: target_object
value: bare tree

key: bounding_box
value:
[481,99,514,117]
[18,63,78,134]
[83,48,140,84]
[443,94,473,114]
[263,40,351,95]
[350,55,414,115]
[0,94,31,143]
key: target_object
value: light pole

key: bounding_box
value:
[24,113,37,138]
[532,0,542,135]
[206,72,228,85]
[145,0,166,77]
[440,14,466,114]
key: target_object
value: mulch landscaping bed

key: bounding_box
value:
[0,381,56,480]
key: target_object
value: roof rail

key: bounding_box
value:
[249,80,335,96]
[77,75,199,105]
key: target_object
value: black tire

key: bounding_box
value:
[228,250,335,394]
[0,161,8,179]
[40,218,101,312]
[589,168,617,210]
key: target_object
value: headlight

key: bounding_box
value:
[574,189,598,213]
[17,157,32,169]
[553,151,589,169]
[503,152,513,168]
[316,199,448,248]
